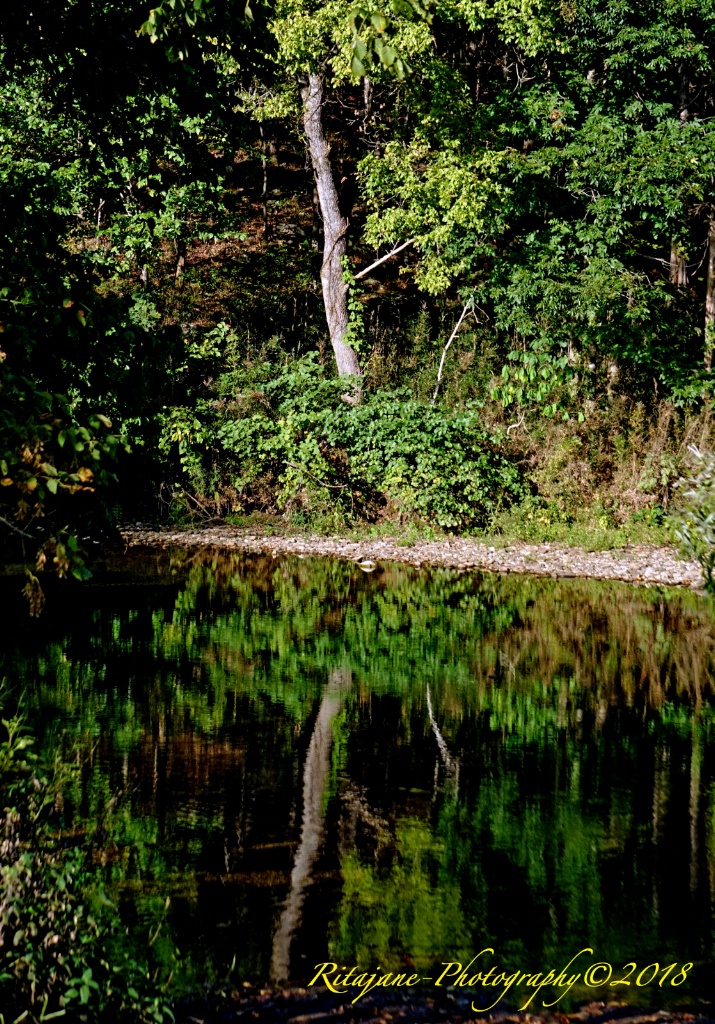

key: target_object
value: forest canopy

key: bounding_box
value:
[2,0,715,586]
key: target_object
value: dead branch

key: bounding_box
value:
[431,297,474,406]
[354,238,415,280]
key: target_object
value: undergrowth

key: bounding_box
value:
[154,335,713,552]
[158,353,525,532]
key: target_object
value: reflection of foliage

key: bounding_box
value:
[333,818,471,968]
[332,713,712,1007]
[0,705,173,1022]
[14,550,715,753]
[5,551,715,999]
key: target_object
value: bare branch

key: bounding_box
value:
[0,514,33,539]
[431,297,474,406]
[506,414,525,436]
[354,238,415,280]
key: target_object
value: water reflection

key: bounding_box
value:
[271,666,351,980]
[3,548,715,1008]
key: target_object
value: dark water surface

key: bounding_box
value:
[4,547,715,1010]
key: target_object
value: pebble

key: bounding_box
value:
[119,525,705,590]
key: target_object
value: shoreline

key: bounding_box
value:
[173,983,715,1024]
[119,524,705,590]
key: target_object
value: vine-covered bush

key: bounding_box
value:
[160,355,525,529]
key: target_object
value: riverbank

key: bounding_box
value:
[120,524,704,590]
[173,984,714,1024]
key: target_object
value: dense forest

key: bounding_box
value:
[2,0,715,591]
[3,3,715,1019]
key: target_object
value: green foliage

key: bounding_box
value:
[0,350,127,611]
[341,259,367,353]
[360,0,715,402]
[161,355,524,528]
[349,0,433,78]
[0,703,174,1022]
[4,0,715,555]
[0,363,126,541]
[0,1,252,589]
[675,447,715,590]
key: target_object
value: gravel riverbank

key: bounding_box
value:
[120,525,704,590]
[173,984,713,1024]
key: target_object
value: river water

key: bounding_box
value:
[4,547,715,1011]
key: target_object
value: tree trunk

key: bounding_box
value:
[669,240,687,288]
[363,76,373,125]
[706,215,715,371]
[301,73,362,392]
[174,237,186,287]
[259,124,271,241]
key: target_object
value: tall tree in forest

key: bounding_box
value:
[301,71,362,384]
[269,0,439,390]
[141,0,430,390]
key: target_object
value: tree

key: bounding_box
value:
[0,0,250,595]
[140,0,432,391]
[359,0,715,404]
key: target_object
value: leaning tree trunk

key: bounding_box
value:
[706,214,715,371]
[301,73,362,391]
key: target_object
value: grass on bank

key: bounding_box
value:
[196,500,677,553]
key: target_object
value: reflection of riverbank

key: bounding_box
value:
[8,548,715,1006]
[172,983,715,1024]
[120,525,703,589]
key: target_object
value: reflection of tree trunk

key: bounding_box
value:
[426,684,456,773]
[426,684,459,800]
[301,73,362,392]
[652,745,667,845]
[270,667,351,982]
[651,744,668,920]
[690,719,702,895]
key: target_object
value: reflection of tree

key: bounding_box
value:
[333,816,472,970]
[12,554,715,751]
[271,667,351,982]
[330,700,715,986]
[426,683,458,796]
[6,550,715,992]
[690,715,702,894]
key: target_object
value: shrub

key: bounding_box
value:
[674,447,715,590]
[161,355,525,529]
